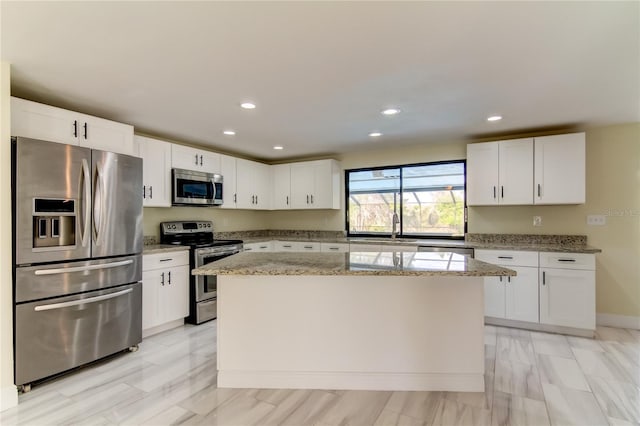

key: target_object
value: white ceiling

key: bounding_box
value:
[2,1,639,161]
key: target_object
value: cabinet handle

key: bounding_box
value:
[161,272,165,286]
[259,245,267,249]
[304,246,313,249]
[286,195,289,205]
[310,195,314,204]
[306,195,309,204]
[497,256,513,259]
[245,247,253,251]
[542,271,546,285]
[499,276,503,282]
[195,154,199,165]
[168,271,171,284]
[283,245,292,248]
[507,276,511,283]
[73,120,78,137]
[143,186,146,199]
[149,186,153,199]
[501,186,504,198]
[537,184,541,197]
[493,186,496,199]
[329,247,339,251]
[83,122,88,139]
[233,194,237,203]
[200,155,203,166]
[159,258,173,262]
[256,195,258,204]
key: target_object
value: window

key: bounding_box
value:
[346,161,466,238]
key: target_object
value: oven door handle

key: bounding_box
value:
[34,288,133,311]
[34,259,134,276]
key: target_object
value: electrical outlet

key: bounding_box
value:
[533,216,542,226]
[587,215,606,226]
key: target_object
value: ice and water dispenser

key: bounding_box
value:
[32,198,76,248]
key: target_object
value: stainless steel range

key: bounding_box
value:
[160,221,242,324]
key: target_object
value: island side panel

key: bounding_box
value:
[217,275,484,391]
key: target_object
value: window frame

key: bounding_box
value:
[344,159,467,240]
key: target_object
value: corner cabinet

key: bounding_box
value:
[136,135,172,207]
[289,159,341,209]
[236,158,271,209]
[171,144,221,174]
[142,251,190,336]
[11,97,136,156]
[466,138,533,205]
[534,133,585,204]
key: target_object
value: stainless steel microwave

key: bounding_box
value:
[172,168,223,206]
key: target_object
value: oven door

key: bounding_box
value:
[194,247,240,302]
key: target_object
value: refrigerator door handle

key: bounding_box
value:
[79,158,91,248]
[93,162,106,246]
[33,259,134,276]
[34,288,133,311]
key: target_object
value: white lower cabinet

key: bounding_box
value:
[539,252,595,330]
[142,251,190,333]
[273,241,321,252]
[243,242,273,252]
[476,250,539,323]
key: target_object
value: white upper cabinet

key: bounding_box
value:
[534,132,585,204]
[219,154,237,209]
[289,159,340,210]
[136,135,172,207]
[272,164,291,209]
[467,138,533,206]
[236,158,271,209]
[171,144,221,174]
[11,97,136,156]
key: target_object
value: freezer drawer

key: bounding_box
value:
[15,254,141,303]
[15,282,142,386]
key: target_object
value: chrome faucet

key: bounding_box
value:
[391,212,400,239]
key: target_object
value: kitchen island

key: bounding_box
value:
[194,251,515,392]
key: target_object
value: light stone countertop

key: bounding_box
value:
[192,251,516,277]
[143,244,190,255]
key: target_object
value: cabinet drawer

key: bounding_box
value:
[474,250,539,267]
[539,252,595,270]
[143,251,189,271]
[321,243,349,253]
[244,242,273,252]
[297,242,321,252]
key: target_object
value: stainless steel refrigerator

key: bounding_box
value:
[12,136,143,390]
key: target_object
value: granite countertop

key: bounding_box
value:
[143,244,190,255]
[192,251,516,277]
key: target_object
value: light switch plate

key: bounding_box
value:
[533,216,542,226]
[587,215,606,226]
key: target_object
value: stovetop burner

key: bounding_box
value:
[159,220,242,248]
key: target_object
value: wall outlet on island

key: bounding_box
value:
[587,215,606,226]
[533,216,543,227]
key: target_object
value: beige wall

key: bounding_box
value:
[1,62,17,409]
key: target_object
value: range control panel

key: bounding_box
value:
[160,221,213,235]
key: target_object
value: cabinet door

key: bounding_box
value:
[498,139,533,205]
[311,160,340,209]
[142,269,162,330]
[236,158,257,209]
[11,97,79,145]
[484,277,506,318]
[534,133,585,204]
[137,136,172,207]
[253,162,271,209]
[219,154,237,209]
[540,268,595,330]
[244,242,273,252]
[466,142,499,206]
[290,163,315,209]
[163,265,189,323]
[321,243,349,253]
[172,144,203,170]
[505,266,539,322]
[78,113,135,156]
[272,164,291,209]
[200,151,221,174]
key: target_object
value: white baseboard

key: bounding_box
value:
[596,313,640,330]
[218,371,484,392]
[142,319,184,338]
[0,384,18,412]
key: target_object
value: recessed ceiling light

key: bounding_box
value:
[223,130,236,136]
[240,102,256,109]
[487,115,503,122]
[369,132,382,137]
[273,145,284,150]
[382,108,400,116]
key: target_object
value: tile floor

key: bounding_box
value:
[2,322,639,425]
